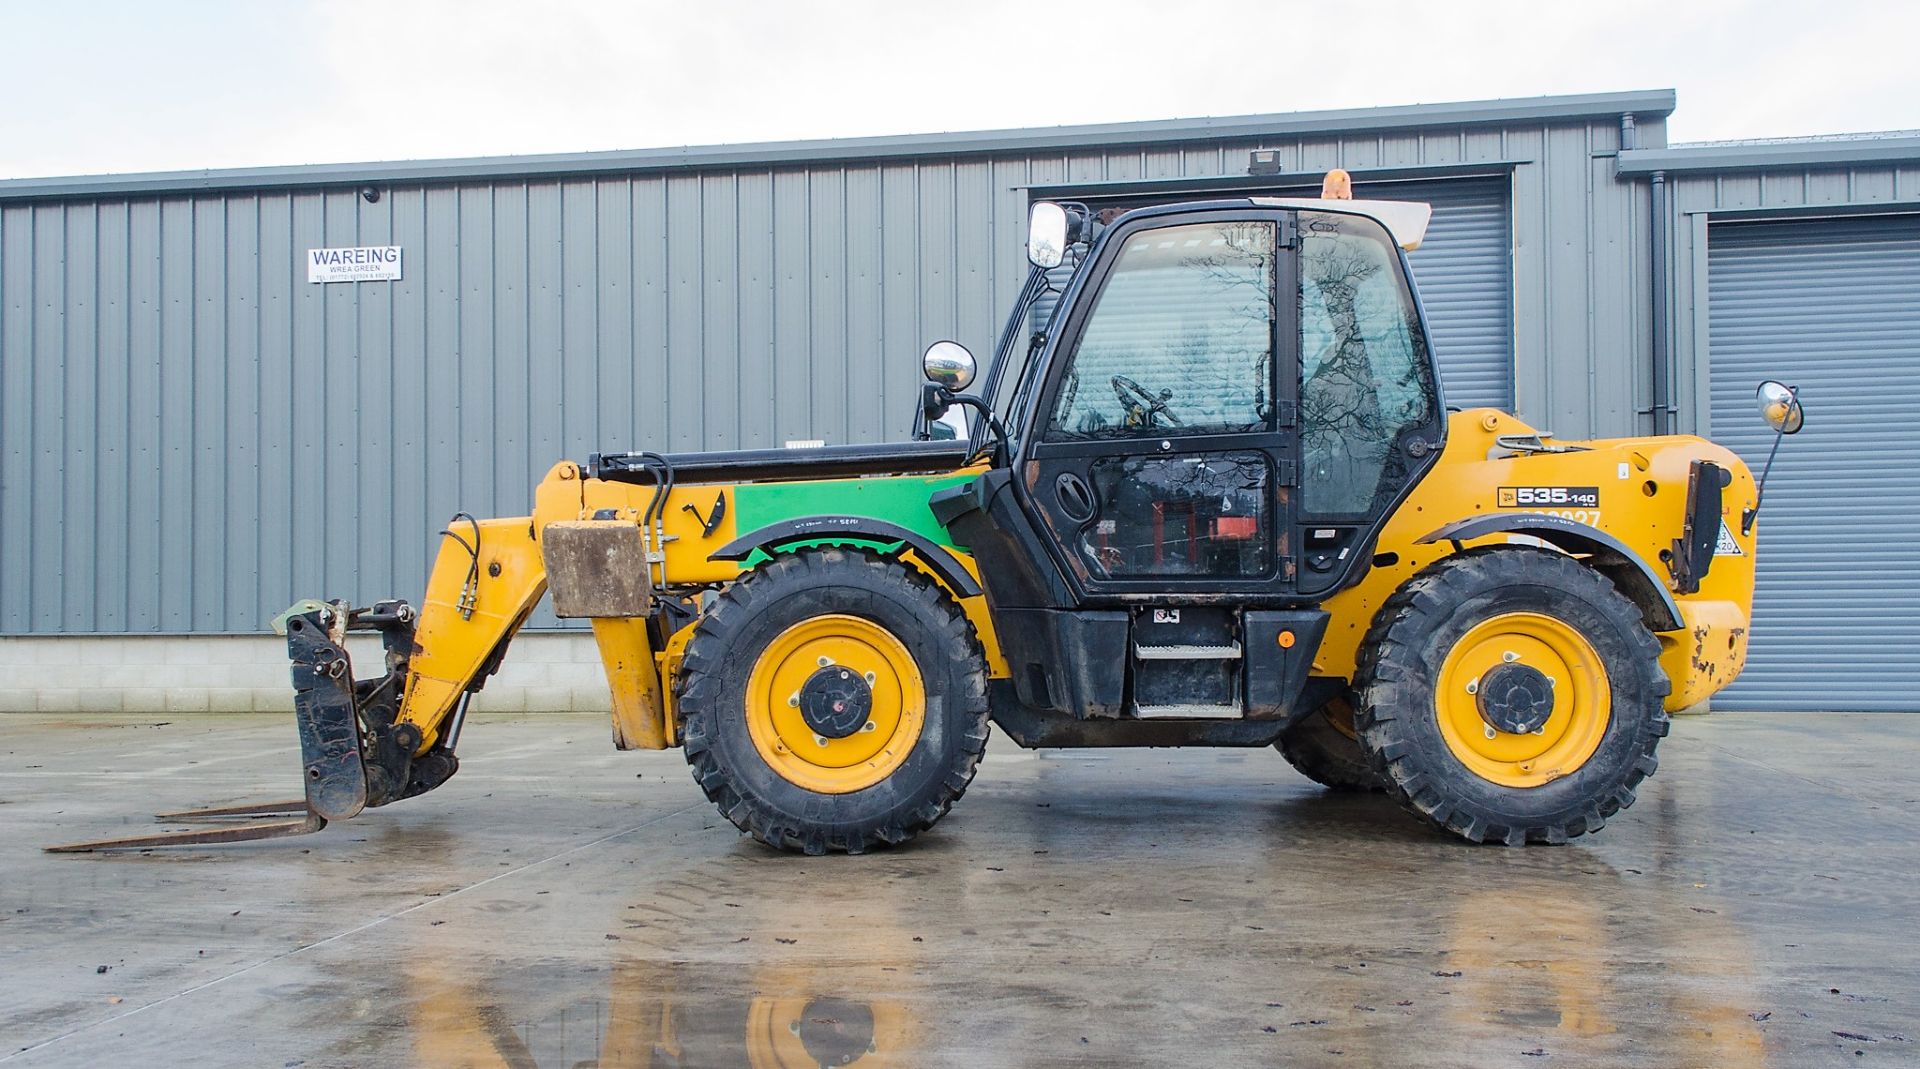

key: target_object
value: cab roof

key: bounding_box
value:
[1249,197,1433,251]
[1093,197,1434,252]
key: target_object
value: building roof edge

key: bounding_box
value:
[1620,134,1920,175]
[1,90,1675,202]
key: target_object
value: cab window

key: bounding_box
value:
[1046,221,1277,440]
[1298,211,1437,515]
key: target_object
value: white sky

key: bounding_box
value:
[1,0,1913,180]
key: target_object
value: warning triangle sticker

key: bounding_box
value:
[1714,521,1743,557]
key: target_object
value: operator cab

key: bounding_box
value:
[925,179,1449,727]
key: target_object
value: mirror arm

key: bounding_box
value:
[1743,381,1803,536]
[1741,426,1787,536]
[932,389,1009,462]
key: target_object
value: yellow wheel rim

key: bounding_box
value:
[1436,612,1610,788]
[744,614,926,795]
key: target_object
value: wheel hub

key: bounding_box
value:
[1435,611,1612,789]
[798,665,873,739]
[744,614,927,795]
[1475,662,1555,735]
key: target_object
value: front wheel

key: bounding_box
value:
[677,547,990,855]
[1354,547,1670,845]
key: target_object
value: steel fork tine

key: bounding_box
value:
[44,811,327,853]
[153,799,312,822]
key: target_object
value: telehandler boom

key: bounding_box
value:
[50,173,1802,854]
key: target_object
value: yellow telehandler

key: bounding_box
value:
[51,173,1802,854]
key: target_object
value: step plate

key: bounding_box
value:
[1134,643,1242,660]
[1133,703,1244,719]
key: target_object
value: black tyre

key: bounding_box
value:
[1354,546,1670,845]
[678,547,990,854]
[1276,697,1385,792]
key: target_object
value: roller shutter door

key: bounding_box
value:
[1393,177,1513,411]
[1708,214,1920,711]
[1039,176,1513,410]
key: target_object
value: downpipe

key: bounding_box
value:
[1649,167,1673,435]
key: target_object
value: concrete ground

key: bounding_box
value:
[2,713,1915,1068]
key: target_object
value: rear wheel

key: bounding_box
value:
[678,547,990,854]
[1276,696,1385,792]
[1354,547,1669,845]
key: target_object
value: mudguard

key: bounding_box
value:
[1415,512,1683,633]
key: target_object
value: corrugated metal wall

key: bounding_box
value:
[1706,214,1920,712]
[0,114,1657,635]
[1668,160,1920,436]
[1365,177,1513,410]
[1049,176,1516,411]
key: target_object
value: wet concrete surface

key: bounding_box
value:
[2,711,1917,1067]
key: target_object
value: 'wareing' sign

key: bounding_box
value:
[307,246,403,283]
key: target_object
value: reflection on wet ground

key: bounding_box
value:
[4,712,1918,1066]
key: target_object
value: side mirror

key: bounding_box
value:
[922,340,977,391]
[1743,380,1805,536]
[1755,380,1805,435]
[1027,202,1068,269]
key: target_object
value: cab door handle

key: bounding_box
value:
[1055,472,1097,522]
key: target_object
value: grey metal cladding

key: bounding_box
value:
[1373,177,1514,411]
[1659,155,1920,436]
[1035,175,1515,411]
[1706,215,1920,712]
[0,103,1653,635]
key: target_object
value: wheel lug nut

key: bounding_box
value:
[814,735,829,747]
[864,671,877,685]
[1465,678,1479,695]
[861,721,877,733]
[1502,651,1519,663]
[1484,725,1498,739]
[1531,726,1546,736]
[818,656,833,667]
[787,693,800,707]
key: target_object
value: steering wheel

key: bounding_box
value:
[1111,375,1182,427]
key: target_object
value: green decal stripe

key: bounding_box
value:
[731,472,977,548]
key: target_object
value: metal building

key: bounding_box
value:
[1617,136,1920,711]
[0,89,1911,712]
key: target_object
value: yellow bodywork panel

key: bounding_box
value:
[656,618,699,741]
[534,460,745,586]
[397,516,549,750]
[594,616,670,749]
[1317,409,1758,712]
[1660,599,1750,710]
[393,460,1008,755]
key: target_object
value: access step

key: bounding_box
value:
[1133,703,1245,719]
[1133,643,1242,660]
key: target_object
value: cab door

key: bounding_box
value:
[1291,208,1447,595]
[1017,210,1300,599]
